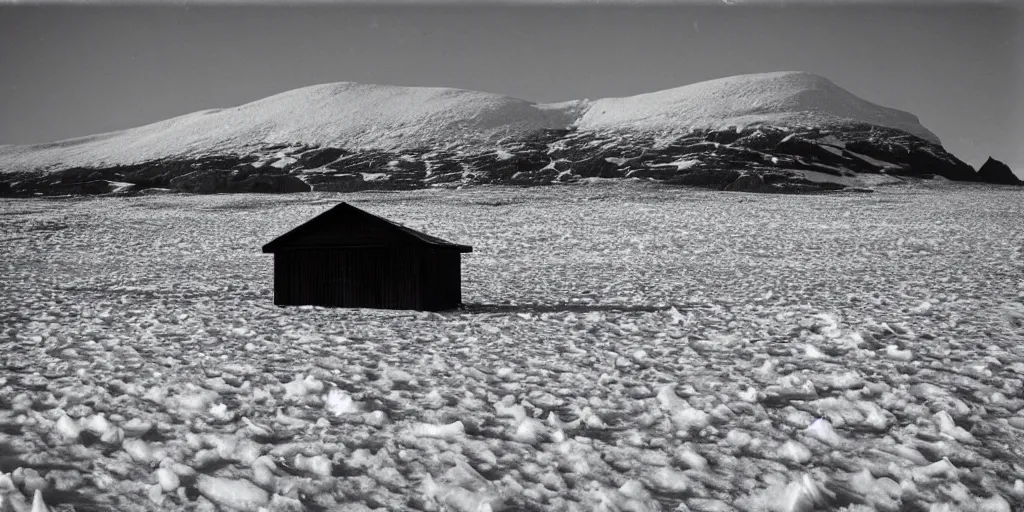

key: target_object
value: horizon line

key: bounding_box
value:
[1,0,1019,6]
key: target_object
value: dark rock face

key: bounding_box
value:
[0,123,1010,196]
[976,157,1022,185]
[725,173,768,193]
[295,147,349,169]
[231,174,311,194]
[571,157,625,179]
[304,173,368,192]
[0,176,127,196]
[168,168,311,194]
[668,169,741,189]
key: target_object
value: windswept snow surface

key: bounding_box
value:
[575,72,940,144]
[2,181,1023,511]
[0,72,941,174]
[0,83,578,173]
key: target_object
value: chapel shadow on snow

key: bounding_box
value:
[455,302,686,315]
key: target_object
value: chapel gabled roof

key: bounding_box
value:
[261,202,473,253]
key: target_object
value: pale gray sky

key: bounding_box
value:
[1,3,1021,174]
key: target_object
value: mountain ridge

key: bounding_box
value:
[1,71,939,171]
[1,71,1019,195]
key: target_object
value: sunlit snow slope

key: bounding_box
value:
[0,83,577,172]
[576,71,941,144]
[1,72,938,173]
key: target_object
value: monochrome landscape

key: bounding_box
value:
[2,176,1023,511]
[0,71,1020,198]
[2,4,1024,511]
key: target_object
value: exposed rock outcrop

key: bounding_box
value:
[976,157,1022,186]
[725,173,769,193]
[0,126,1009,197]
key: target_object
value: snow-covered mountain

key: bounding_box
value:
[0,71,1017,196]
[576,71,940,143]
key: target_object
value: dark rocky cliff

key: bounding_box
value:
[0,124,1008,197]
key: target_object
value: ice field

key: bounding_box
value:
[1,180,1023,512]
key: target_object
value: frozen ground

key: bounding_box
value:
[1,181,1023,512]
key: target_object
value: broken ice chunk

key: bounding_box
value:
[813,313,843,338]
[547,412,580,431]
[241,417,275,438]
[933,411,976,443]
[82,414,114,437]
[646,467,692,494]
[756,359,776,377]
[804,344,827,359]
[55,415,81,441]
[268,494,304,512]
[364,410,388,427]
[876,443,930,466]
[784,408,816,428]
[196,475,270,511]
[424,461,508,511]
[0,473,30,511]
[251,456,278,489]
[494,402,528,423]
[670,408,710,433]
[101,426,124,445]
[778,440,813,464]
[31,489,49,512]
[283,374,316,398]
[733,387,758,404]
[912,458,959,481]
[274,409,309,428]
[910,301,932,315]
[208,403,233,422]
[324,388,363,416]
[779,474,835,512]
[656,385,690,413]
[171,385,219,412]
[143,386,168,404]
[977,494,1011,512]
[674,446,708,472]
[423,389,446,409]
[588,480,658,512]
[122,439,155,463]
[828,372,865,390]
[711,403,735,422]
[806,418,845,447]
[410,421,466,440]
[725,429,753,449]
[855,401,891,431]
[122,418,154,438]
[18,469,46,494]
[512,418,547,445]
[386,367,415,384]
[293,454,332,477]
[885,345,913,361]
[666,307,687,325]
[423,473,506,512]
[155,467,180,492]
[843,470,898,512]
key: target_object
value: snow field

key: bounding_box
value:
[1,181,1023,511]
